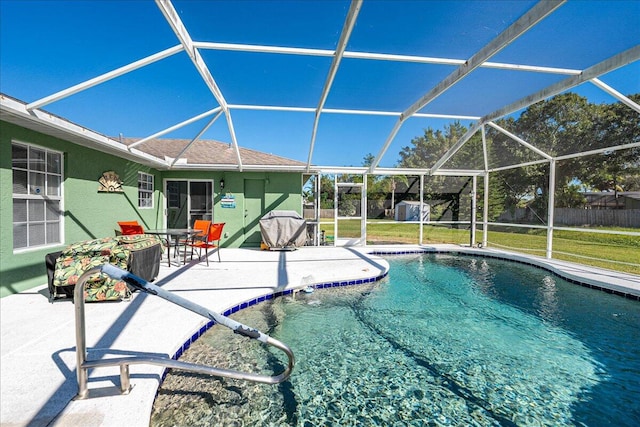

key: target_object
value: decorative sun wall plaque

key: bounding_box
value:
[98,171,124,192]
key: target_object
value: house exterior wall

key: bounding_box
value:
[160,170,302,248]
[1,122,163,296]
[0,121,303,297]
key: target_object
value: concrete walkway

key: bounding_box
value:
[1,245,638,427]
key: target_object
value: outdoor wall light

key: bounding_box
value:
[220,179,225,190]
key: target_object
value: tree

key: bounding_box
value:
[484,117,543,217]
[362,153,375,167]
[398,123,479,223]
[582,94,640,195]
[319,174,335,209]
[388,92,639,221]
[398,122,477,169]
[514,93,595,210]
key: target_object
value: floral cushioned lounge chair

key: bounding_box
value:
[52,234,162,302]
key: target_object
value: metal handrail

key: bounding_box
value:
[74,264,295,399]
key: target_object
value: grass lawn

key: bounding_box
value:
[321,220,640,275]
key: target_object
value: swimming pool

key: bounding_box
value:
[150,254,640,426]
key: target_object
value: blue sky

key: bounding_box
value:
[1,0,638,168]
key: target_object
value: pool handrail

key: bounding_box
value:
[74,264,295,399]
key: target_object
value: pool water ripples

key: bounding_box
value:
[151,254,640,426]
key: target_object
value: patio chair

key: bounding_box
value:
[117,221,144,235]
[186,222,225,266]
[181,219,211,263]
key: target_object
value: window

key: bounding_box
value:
[138,172,154,208]
[12,142,63,250]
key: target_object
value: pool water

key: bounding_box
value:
[150,254,640,426]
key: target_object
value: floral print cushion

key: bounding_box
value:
[52,235,160,302]
[53,254,131,302]
[116,234,163,252]
[62,237,114,257]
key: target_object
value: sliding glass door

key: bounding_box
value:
[165,180,213,228]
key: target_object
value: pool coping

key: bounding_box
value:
[370,245,640,300]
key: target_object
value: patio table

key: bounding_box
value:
[145,228,199,266]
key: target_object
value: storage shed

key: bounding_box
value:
[395,201,430,222]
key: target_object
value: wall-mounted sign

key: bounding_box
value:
[98,171,123,192]
[221,193,236,208]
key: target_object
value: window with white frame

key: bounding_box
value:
[12,142,63,250]
[138,172,154,208]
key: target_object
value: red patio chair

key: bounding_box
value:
[186,222,225,266]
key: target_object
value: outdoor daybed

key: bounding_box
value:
[46,234,162,302]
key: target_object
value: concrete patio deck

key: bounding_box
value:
[1,245,638,427]
[1,246,390,427]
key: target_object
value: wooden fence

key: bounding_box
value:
[307,207,640,228]
[304,209,336,219]
[498,208,640,228]
[554,208,640,228]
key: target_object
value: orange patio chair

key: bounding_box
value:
[186,222,225,266]
[181,219,211,263]
[118,221,144,235]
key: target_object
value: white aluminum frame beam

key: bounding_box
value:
[405,1,566,120]
[370,0,565,173]
[432,169,484,176]
[418,174,425,244]
[176,163,313,172]
[307,0,362,170]
[228,103,480,120]
[482,138,640,173]
[25,45,184,111]
[486,121,553,160]
[429,122,483,173]
[127,107,222,150]
[312,166,484,176]
[481,125,489,172]
[488,158,550,173]
[481,45,640,125]
[554,141,640,162]
[482,170,489,248]
[480,126,490,247]
[193,43,581,75]
[590,78,640,114]
[470,175,477,246]
[155,0,244,170]
[229,104,315,113]
[546,159,557,258]
[169,110,224,167]
[433,45,640,175]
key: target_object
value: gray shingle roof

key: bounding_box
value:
[120,137,305,167]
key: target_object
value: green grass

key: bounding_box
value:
[320,220,640,275]
[485,228,639,275]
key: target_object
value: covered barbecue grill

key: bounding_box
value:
[259,211,307,249]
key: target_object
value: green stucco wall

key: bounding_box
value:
[160,170,303,248]
[0,121,302,297]
[0,122,163,296]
